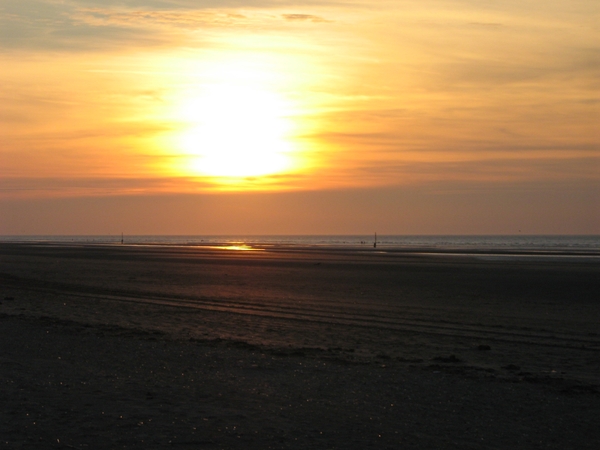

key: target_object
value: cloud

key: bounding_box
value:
[1,0,598,207]
[282,14,330,23]
[72,8,256,29]
[0,173,249,199]
[0,0,337,51]
[467,22,504,28]
[313,153,600,192]
[0,0,165,51]
[0,169,318,198]
[72,0,343,8]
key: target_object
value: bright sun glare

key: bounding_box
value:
[173,60,300,181]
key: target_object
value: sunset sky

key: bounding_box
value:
[1,0,598,235]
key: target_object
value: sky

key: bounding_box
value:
[1,0,599,235]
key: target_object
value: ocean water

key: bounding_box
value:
[1,234,599,254]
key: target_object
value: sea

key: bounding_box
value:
[1,235,599,255]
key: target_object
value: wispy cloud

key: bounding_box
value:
[0,0,337,51]
[282,13,330,23]
[73,8,255,29]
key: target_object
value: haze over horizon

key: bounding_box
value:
[1,0,598,235]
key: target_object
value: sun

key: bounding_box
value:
[174,74,299,180]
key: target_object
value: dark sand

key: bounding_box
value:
[0,243,599,449]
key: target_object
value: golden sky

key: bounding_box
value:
[1,0,598,234]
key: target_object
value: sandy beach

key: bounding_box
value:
[1,242,599,448]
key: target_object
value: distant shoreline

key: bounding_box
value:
[1,240,599,260]
[1,234,598,257]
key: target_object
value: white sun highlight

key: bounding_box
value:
[177,83,296,179]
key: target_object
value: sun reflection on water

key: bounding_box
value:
[206,244,263,251]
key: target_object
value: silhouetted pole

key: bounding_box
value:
[374,232,377,248]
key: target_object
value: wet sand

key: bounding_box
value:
[1,243,599,448]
